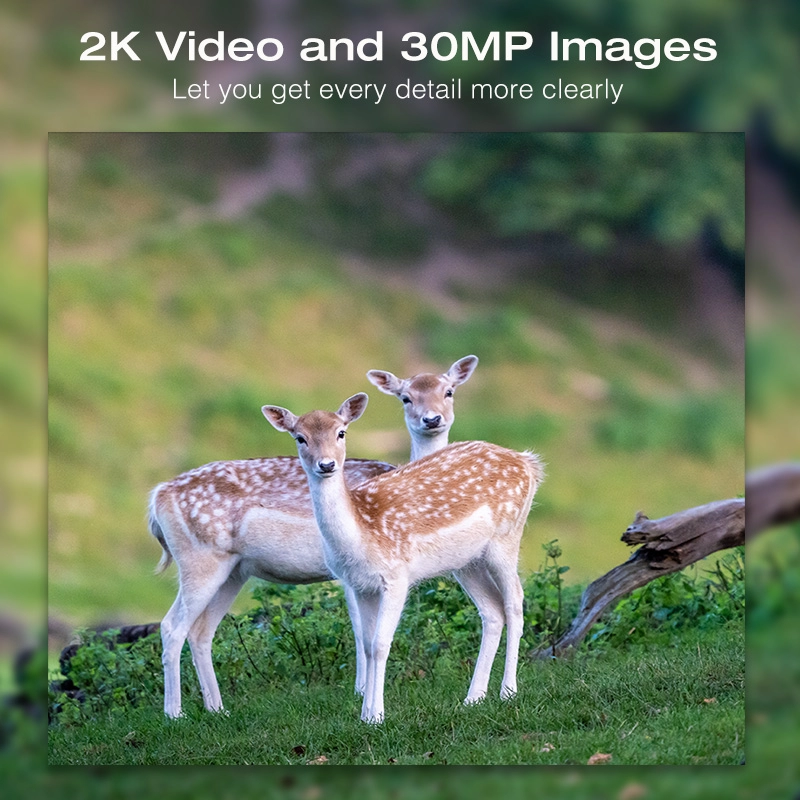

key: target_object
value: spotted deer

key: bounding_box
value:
[263,393,544,724]
[366,355,477,461]
[149,356,477,718]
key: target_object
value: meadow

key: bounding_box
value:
[47,549,745,765]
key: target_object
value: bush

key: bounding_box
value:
[748,524,800,627]
[587,547,745,650]
[522,539,582,655]
[248,582,357,686]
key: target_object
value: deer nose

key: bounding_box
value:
[422,414,442,429]
[318,460,336,474]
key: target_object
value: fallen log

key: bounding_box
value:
[531,462,800,659]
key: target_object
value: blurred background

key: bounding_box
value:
[46,131,745,632]
[1,0,799,794]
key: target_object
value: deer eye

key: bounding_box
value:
[401,396,412,405]
[445,389,454,398]
[337,430,346,440]
[295,435,307,446]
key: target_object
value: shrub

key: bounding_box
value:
[49,629,164,725]
[522,539,582,655]
[248,582,357,686]
[587,546,745,650]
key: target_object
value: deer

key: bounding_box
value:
[262,393,544,724]
[149,356,478,718]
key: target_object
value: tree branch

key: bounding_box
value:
[531,462,800,659]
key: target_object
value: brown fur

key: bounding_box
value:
[150,456,394,550]
[350,441,542,557]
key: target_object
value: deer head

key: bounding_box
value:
[366,355,478,445]
[262,393,369,478]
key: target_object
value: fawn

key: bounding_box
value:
[150,357,477,717]
[263,393,543,723]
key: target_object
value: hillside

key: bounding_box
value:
[47,134,744,630]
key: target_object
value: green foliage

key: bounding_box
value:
[455,410,561,451]
[593,381,742,458]
[746,326,800,412]
[46,621,745,766]
[43,533,747,765]
[84,154,126,188]
[424,307,544,365]
[588,548,745,650]
[49,630,164,725]
[748,524,800,627]
[251,579,485,688]
[249,583,357,686]
[48,544,745,739]
[522,539,581,654]
[391,579,483,683]
[421,134,744,260]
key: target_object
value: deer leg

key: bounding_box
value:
[160,556,234,718]
[486,552,525,700]
[187,570,246,713]
[453,564,506,704]
[360,580,408,724]
[342,582,367,695]
[352,590,380,719]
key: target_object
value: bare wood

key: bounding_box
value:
[531,497,744,659]
[532,461,800,659]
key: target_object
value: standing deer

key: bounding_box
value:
[149,356,478,718]
[263,393,544,724]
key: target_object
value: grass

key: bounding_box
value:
[47,622,743,766]
[45,555,746,767]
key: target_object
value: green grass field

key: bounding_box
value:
[46,555,746,766]
[47,624,743,766]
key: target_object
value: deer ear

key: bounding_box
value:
[446,355,479,386]
[338,393,369,424]
[262,405,298,433]
[366,369,403,396]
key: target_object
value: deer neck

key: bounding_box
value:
[306,469,363,555]
[409,430,449,462]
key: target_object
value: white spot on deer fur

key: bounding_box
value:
[200,513,210,524]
